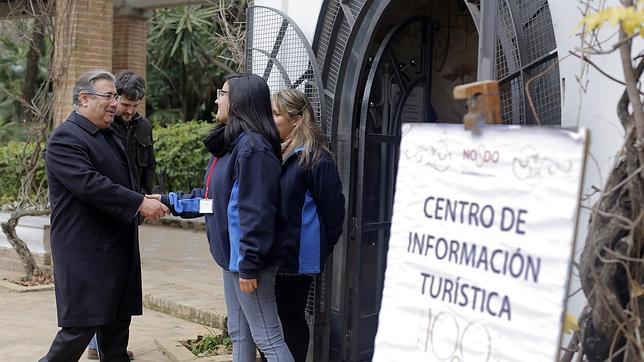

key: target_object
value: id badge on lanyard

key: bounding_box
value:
[199,199,214,214]
[201,158,218,214]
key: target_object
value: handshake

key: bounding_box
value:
[137,194,170,219]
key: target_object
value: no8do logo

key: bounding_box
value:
[417,308,495,361]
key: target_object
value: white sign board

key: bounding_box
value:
[373,123,588,362]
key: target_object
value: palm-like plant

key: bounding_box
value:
[147,2,245,123]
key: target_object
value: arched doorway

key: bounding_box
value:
[350,15,440,362]
[322,1,480,360]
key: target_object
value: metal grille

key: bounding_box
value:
[519,0,556,64]
[305,276,318,325]
[329,21,351,93]
[246,6,326,134]
[349,0,364,18]
[496,0,520,80]
[495,0,560,125]
[525,56,561,125]
[322,3,354,140]
[499,76,525,125]
[315,0,341,78]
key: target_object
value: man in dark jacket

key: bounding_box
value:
[111,71,156,195]
[40,69,168,362]
[86,70,156,360]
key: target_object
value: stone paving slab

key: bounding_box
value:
[0,288,210,361]
[139,225,227,329]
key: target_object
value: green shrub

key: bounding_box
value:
[0,141,46,205]
[153,121,214,193]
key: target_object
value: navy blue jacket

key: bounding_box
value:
[278,147,345,274]
[45,112,144,327]
[164,131,282,279]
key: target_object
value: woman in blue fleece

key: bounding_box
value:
[271,89,345,361]
[160,74,293,362]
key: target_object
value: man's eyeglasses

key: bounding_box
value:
[83,92,121,102]
[216,89,228,99]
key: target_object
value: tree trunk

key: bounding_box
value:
[0,209,51,280]
[578,63,644,362]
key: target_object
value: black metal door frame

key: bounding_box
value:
[347,16,434,361]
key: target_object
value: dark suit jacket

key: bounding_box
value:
[45,111,145,327]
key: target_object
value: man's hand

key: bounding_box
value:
[239,278,257,293]
[138,197,169,219]
[145,194,161,201]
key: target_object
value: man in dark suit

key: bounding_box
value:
[40,69,168,362]
[86,70,156,360]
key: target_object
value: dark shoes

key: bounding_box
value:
[86,348,134,360]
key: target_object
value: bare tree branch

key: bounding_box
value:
[575,31,640,55]
[569,51,644,96]
[1,0,75,280]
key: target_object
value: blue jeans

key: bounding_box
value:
[88,334,97,349]
[223,270,293,362]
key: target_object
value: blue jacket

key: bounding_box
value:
[163,131,282,279]
[278,147,345,274]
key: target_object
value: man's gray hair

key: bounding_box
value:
[72,69,115,109]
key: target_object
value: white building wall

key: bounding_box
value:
[549,0,643,318]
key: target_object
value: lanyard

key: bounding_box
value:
[204,157,219,200]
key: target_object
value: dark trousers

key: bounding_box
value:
[275,275,313,362]
[39,318,131,362]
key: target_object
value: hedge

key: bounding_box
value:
[153,120,214,193]
[0,121,214,205]
[0,141,46,205]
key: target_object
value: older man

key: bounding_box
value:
[40,69,168,362]
[86,70,155,360]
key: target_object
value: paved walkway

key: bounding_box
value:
[139,224,227,327]
[0,222,226,361]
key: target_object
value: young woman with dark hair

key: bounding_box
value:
[157,74,293,362]
[270,89,345,361]
[221,74,282,158]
